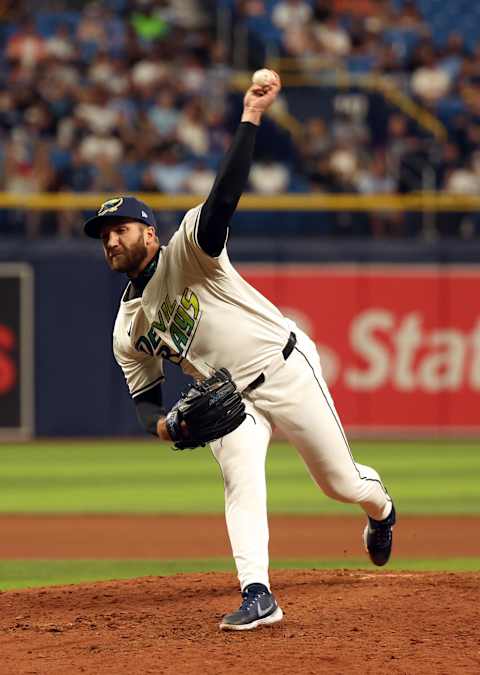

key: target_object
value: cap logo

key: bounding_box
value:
[98,197,124,216]
[142,210,148,218]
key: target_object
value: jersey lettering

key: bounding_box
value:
[155,310,166,332]
[147,321,164,351]
[170,322,189,353]
[135,335,154,356]
[161,294,177,323]
[181,288,199,319]
[158,343,183,365]
[173,305,194,335]
[135,287,202,360]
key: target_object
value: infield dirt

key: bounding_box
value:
[1,514,479,558]
[1,569,479,674]
[1,515,479,673]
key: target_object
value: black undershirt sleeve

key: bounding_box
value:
[197,121,258,257]
[134,382,165,436]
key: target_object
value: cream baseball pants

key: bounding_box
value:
[210,327,392,592]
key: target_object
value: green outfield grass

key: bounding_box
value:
[1,558,479,591]
[1,440,478,515]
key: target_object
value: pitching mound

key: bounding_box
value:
[1,570,479,674]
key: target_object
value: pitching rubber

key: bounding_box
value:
[219,606,284,631]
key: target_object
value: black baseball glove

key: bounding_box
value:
[165,368,246,450]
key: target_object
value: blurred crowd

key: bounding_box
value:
[266,0,480,202]
[0,0,235,234]
[0,0,479,237]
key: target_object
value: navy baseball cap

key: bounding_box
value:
[83,196,157,239]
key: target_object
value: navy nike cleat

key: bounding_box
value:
[363,503,396,566]
[219,583,284,631]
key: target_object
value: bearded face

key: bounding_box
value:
[102,222,150,276]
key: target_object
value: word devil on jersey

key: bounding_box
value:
[135,287,202,359]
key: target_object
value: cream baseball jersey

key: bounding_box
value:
[113,205,292,397]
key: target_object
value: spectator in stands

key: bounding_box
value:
[131,48,170,93]
[0,91,21,135]
[205,109,231,163]
[298,117,332,179]
[74,85,120,136]
[177,99,209,156]
[148,90,180,139]
[45,24,77,61]
[332,110,369,147]
[6,19,47,68]
[375,43,404,75]
[385,113,412,168]
[183,160,216,195]
[312,0,333,25]
[91,157,126,192]
[143,144,191,193]
[78,130,124,166]
[236,0,267,19]
[308,156,337,192]
[328,147,359,192]
[89,53,121,91]
[396,0,425,30]
[357,153,402,237]
[3,128,52,193]
[411,44,451,104]
[249,158,290,194]
[357,152,396,194]
[444,163,479,194]
[57,149,94,192]
[130,0,173,42]
[282,24,318,59]
[76,3,108,57]
[272,0,312,31]
[313,13,351,57]
[177,53,208,94]
[439,33,469,81]
[2,127,53,236]
[205,41,232,106]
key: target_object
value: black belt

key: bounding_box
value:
[282,331,297,360]
[243,332,296,396]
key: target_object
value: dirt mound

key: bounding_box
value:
[1,570,479,674]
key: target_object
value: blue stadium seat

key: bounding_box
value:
[120,163,145,192]
[346,54,377,74]
[383,28,421,59]
[435,97,467,126]
[397,0,480,48]
[246,16,282,46]
[36,11,80,38]
[49,148,72,172]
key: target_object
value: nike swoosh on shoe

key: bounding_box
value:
[257,601,275,618]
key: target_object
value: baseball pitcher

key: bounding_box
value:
[84,72,396,631]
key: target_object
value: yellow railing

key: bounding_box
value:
[1,192,480,211]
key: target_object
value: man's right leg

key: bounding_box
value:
[210,403,283,630]
[210,402,272,591]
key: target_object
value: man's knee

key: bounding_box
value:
[321,473,364,504]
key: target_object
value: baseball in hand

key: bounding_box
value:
[252,69,277,87]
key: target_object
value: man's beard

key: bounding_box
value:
[105,233,149,275]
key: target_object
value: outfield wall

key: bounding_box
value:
[0,238,479,437]
[241,265,480,435]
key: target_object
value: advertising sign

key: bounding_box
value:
[0,264,34,439]
[242,265,480,435]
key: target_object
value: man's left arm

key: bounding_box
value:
[134,382,166,436]
[197,72,281,257]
